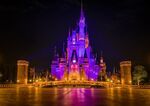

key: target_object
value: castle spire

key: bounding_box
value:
[79,0,85,40]
[100,51,104,63]
[80,0,84,20]
[53,46,59,60]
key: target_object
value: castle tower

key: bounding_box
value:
[51,47,60,80]
[120,61,132,85]
[59,43,67,80]
[78,1,86,58]
[99,52,107,81]
[17,60,29,84]
[79,1,85,40]
[51,1,100,81]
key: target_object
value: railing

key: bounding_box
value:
[1,82,150,88]
[0,84,16,88]
[34,81,114,88]
[131,85,150,89]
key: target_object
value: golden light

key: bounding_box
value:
[107,78,110,82]
[17,80,20,83]
[129,80,132,83]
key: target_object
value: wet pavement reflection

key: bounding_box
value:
[0,87,150,106]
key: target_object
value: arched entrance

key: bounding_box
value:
[69,64,80,81]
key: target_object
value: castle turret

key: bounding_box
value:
[99,51,107,81]
[79,2,85,40]
[72,31,76,44]
[51,47,60,80]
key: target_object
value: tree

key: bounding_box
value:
[133,65,148,86]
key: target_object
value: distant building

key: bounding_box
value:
[17,60,29,84]
[120,61,132,85]
[99,53,107,81]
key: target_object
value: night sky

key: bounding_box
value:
[0,0,149,72]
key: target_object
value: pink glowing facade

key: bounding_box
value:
[51,6,105,81]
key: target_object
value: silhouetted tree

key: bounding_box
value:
[133,65,148,85]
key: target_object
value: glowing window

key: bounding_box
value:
[73,60,76,63]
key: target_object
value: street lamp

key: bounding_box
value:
[17,80,20,83]
[29,79,32,82]
[129,80,132,84]
[107,78,110,82]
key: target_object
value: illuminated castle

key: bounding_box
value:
[51,4,106,81]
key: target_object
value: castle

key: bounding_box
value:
[51,4,106,81]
